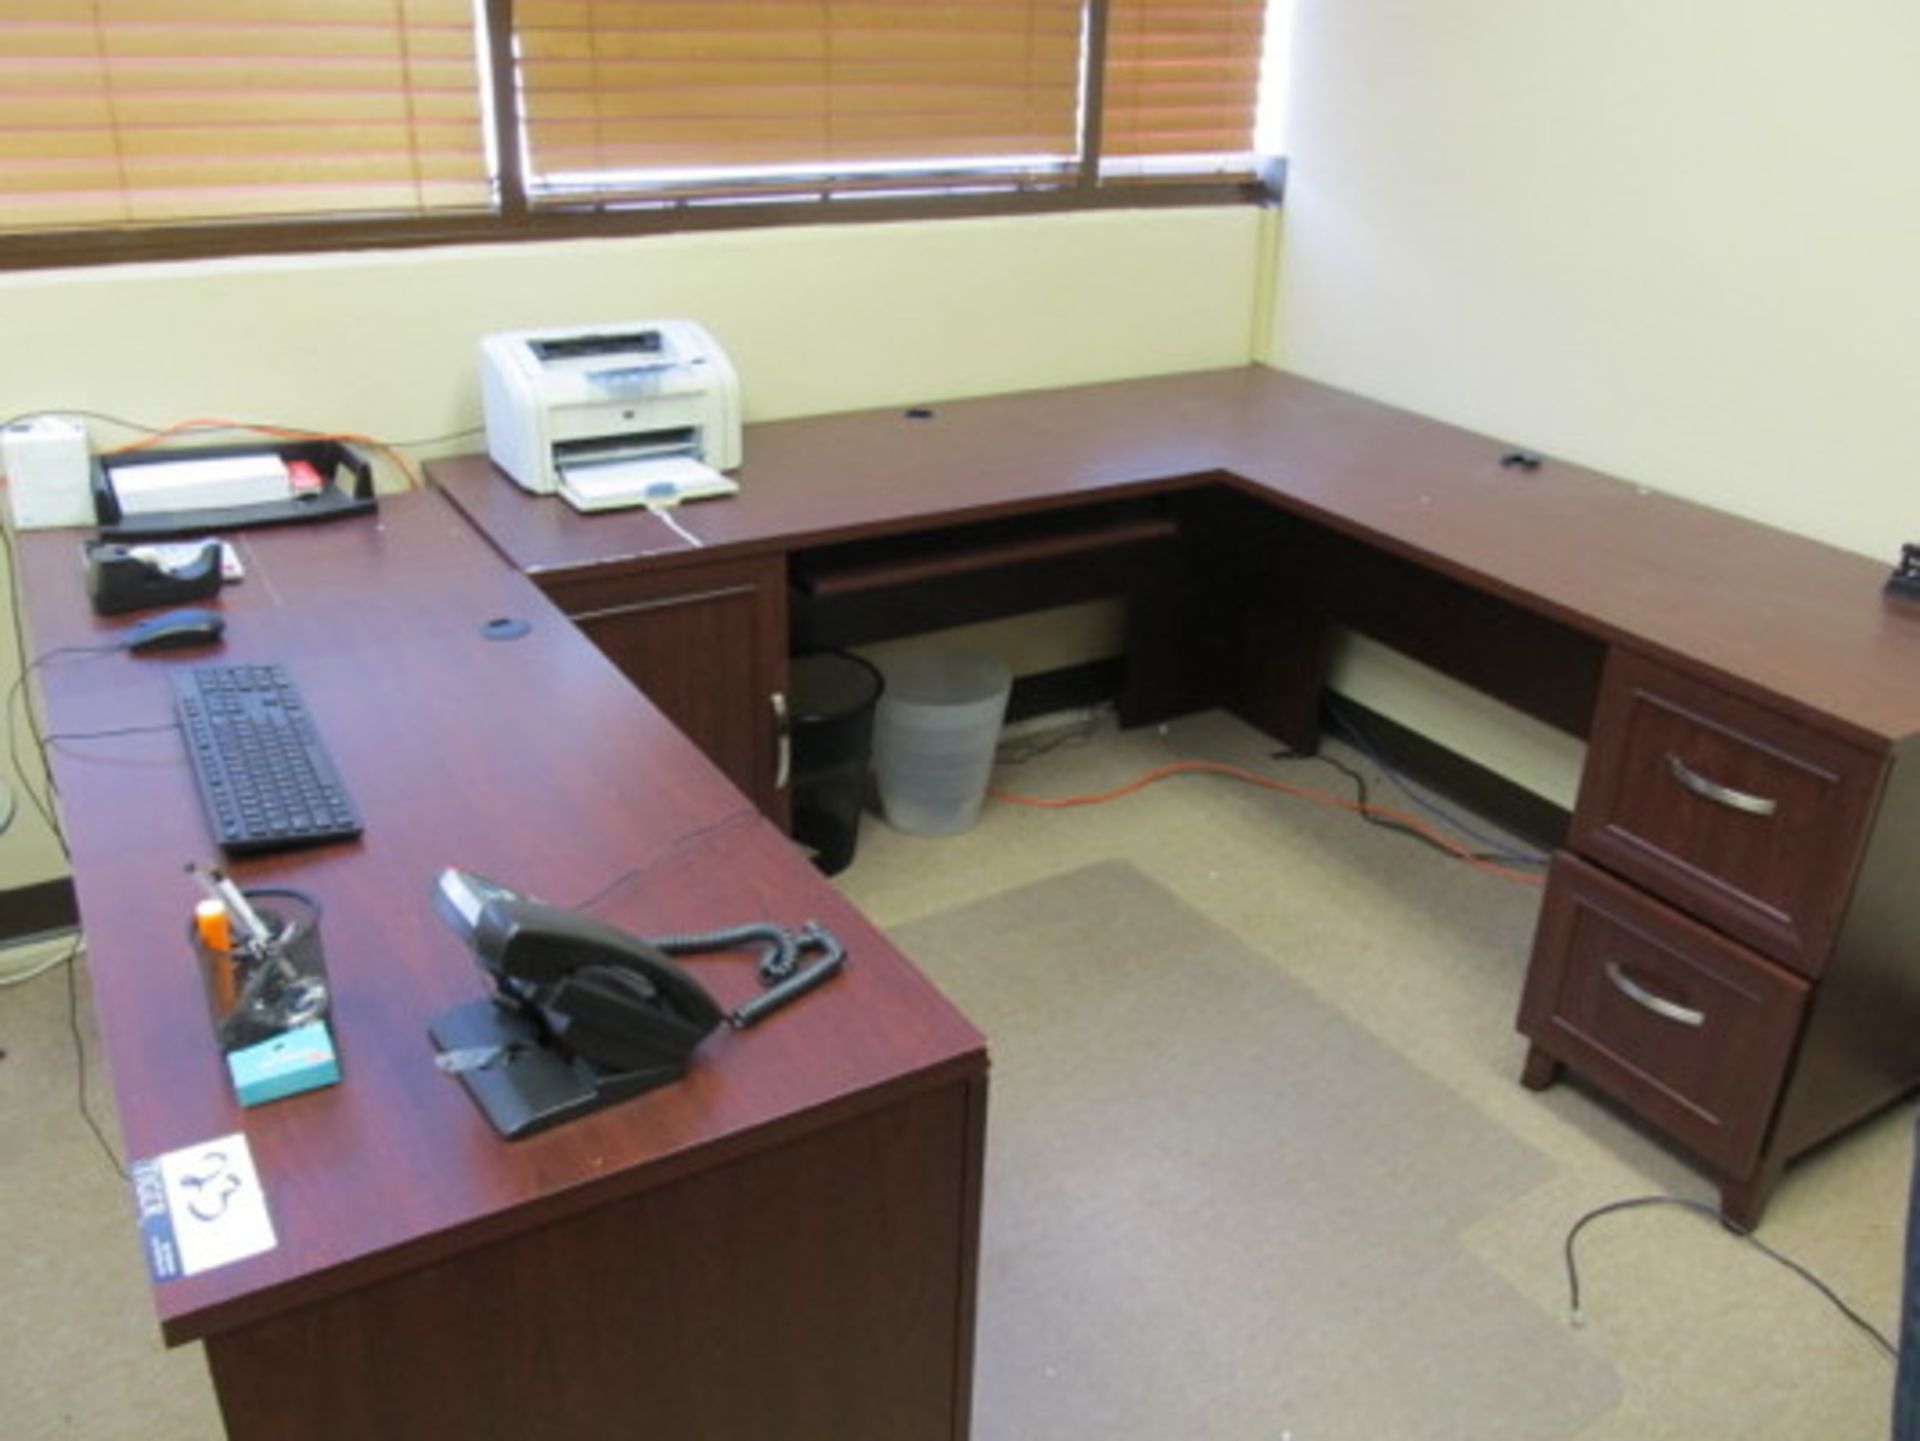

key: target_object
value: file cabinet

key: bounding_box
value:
[1521,648,1920,1225]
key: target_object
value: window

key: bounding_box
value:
[0,1,1282,266]
[1101,0,1269,177]
[514,2,1087,200]
[0,1,489,232]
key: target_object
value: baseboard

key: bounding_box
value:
[0,877,79,945]
[1006,659,1124,725]
[1322,697,1571,851]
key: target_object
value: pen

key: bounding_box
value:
[185,861,272,950]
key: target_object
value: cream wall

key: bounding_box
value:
[1271,0,1920,806]
[0,207,1265,896]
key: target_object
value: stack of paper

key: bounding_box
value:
[557,454,739,512]
[114,454,292,515]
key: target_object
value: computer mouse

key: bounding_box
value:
[123,607,226,653]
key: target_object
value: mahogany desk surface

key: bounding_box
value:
[21,362,1920,1355]
[16,492,985,1347]
[437,365,1920,748]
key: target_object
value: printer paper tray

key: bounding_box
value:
[557,454,738,512]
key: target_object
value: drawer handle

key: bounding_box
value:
[772,691,791,791]
[1666,753,1778,817]
[1605,961,1706,1028]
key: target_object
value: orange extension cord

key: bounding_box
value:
[104,416,419,488]
[989,757,1545,887]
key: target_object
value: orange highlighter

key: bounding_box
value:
[195,898,237,1012]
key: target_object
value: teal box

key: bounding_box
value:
[226,1022,340,1106]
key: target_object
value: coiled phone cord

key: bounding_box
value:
[646,920,847,1028]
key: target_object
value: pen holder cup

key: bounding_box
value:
[192,888,330,1053]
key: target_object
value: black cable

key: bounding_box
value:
[0,518,35,820]
[5,643,124,861]
[565,807,762,915]
[0,407,185,437]
[45,721,182,743]
[1322,698,1551,867]
[995,709,1105,766]
[1563,1194,1896,1361]
[1,520,115,856]
[63,934,127,1181]
[1270,743,1542,867]
[1148,714,1536,871]
[389,424,488,450]
[0,408,484,453]
[1,513,158,854]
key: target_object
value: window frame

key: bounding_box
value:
[0,0,1275,274]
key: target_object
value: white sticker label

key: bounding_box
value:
[132,1133,277,1281]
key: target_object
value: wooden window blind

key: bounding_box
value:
[513,1,1085,194]
[1101,0,1266,165]
[0,0,489,234]
[0,2,1277,266]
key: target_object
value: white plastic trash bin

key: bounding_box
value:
[871,648,1011,836]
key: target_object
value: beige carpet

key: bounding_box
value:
[842,710,1910,1441]
[897,859,1620,1441]
[0,944,224,1439]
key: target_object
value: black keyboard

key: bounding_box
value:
[171,662,363,853]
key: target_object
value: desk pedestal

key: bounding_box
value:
[205,1078,985,1441]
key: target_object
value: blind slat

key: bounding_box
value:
[0,0,488,233]
[1102,0,1267,164]
[516,0,1084,186]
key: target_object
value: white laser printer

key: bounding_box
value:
[479,320,742,513]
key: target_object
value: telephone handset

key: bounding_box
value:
[433,869,724,1070]
[427,869,844,1137]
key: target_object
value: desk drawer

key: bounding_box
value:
[1572,651,1882,976]
[1519,854,1809,1178]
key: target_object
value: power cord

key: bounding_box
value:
[563,808,761,917]
[0,928,131,1176]
[990,751,1545,887]
[1,408,487,492]
[1271,742,1544,869]
[1320,698,1551,868]
[4,641,127,859]
[1137,711,1547,875]
[2,524,145,1177]
[996,706,1109,766]
[1,519,80,857]
[0,407,484,455]
[62,930,126,1180]
[1563,1194,1895,1360]
[647,503,704,549]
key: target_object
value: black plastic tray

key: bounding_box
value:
[94,439,377,539]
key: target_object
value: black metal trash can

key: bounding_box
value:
[789,651,884,876]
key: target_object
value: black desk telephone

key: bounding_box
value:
[427,869,845,1138]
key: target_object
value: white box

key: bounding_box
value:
[2,415,94,530]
